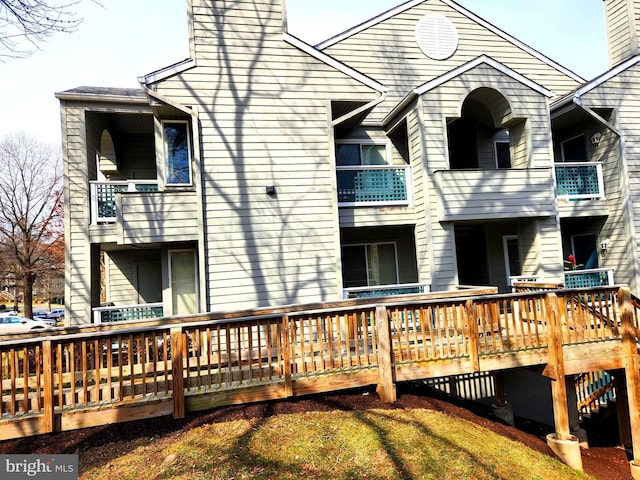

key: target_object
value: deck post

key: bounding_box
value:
[545,293,583,471]
[465,300,480,372]
[491,370,515,426]
[613,371,632,448]
[282,315,293,397]
[375,306,396,403]
[171,327,185,419]
[618,287,640,479]
[42,340,55,433]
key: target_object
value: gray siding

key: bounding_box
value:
[434,168,554,221]
[580,63,640,292]
[323,0,581,123]
[604,0,640,67]
[152,0,380,311]
[117,191,200,244]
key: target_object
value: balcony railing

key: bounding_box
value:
[337,165,411,206]
[92,302,164,324]
[343,282,430,299]
[90,180,159,223]
[563,268,614,289]
[555,162,604,200]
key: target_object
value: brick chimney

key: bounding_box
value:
[604,0,640,67]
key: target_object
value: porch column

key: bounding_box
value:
[544,293,583,471]
[619,288,640,479]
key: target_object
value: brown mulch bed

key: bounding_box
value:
[0,384,633,480]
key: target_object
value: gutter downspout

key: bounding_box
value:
[572,97,640,292]
[138,81,209,314]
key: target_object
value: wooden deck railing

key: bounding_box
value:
[0,286,634,441]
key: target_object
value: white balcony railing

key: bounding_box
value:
[90,180,159,224]
[563,268,614,289]
[337,165,411,207]
[92,302,164,324]
[555,162,605,200]
[343,282,430,299]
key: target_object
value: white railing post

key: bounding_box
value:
[90,182,98,225]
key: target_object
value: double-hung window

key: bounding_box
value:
[163,121,192,186]
[335,141,409,205]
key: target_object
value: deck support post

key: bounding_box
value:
[491,371,514,426]
[171,327,185,419]
[42,340,55,434]
[375,306,396,403]
[613,371,632,448]
[618,288,640,479]
[545,293,583,471]
[282,315,293,397]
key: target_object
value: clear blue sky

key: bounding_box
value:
[0,0,608,145]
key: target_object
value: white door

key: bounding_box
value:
[169,250,198,315]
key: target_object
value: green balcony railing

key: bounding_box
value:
[343,282,430,299]
[555,162,604,199]
[337,165,410,206]
[90,180,159,223]
[563,268,614,289]
[92,302,164,324]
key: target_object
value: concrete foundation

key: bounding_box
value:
[491,403,515,426]
[546,433,583,471]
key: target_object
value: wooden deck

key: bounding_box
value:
[1,286,639,455]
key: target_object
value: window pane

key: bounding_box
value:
[336,144,361,166]
[342,245,367,287]
[367,243,398,285]
[562,135,588,162]
[496,142,511,168]
[361,145,387,165]
[506,238,522,276]
[164,123,191,184]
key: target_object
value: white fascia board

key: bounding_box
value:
[316,0,584,84]
[283,33,387,93]
[54,92,149,105]
[141,58,197,85]
[572,54,640,98]
[414,55,553,97]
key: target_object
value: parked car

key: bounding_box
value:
[0,315,54,334]
[46,308,65,320]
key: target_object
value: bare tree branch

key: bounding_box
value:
[0,0,82,58]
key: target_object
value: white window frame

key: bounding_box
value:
[342,241,400,287]
[335,140,392,166]
[502,235,521,280]
[560,133,588,162]
[162,120,193,186]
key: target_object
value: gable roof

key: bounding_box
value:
[383,55,552,125]
[551,54,640,109]
[316,0,584,84]
[283,33,387,93]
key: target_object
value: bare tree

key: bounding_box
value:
[0,0,82,57]
[0,132,63,319]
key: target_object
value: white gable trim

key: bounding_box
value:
[141,58,197,85]
[316,0,584,84]
[283,33,387,93]
[415,55,553,97]
[572,54,640,98]
[383,55,552,125]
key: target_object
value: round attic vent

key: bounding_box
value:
[415,13,459,60]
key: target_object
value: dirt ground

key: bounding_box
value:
[0,384,633,480]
